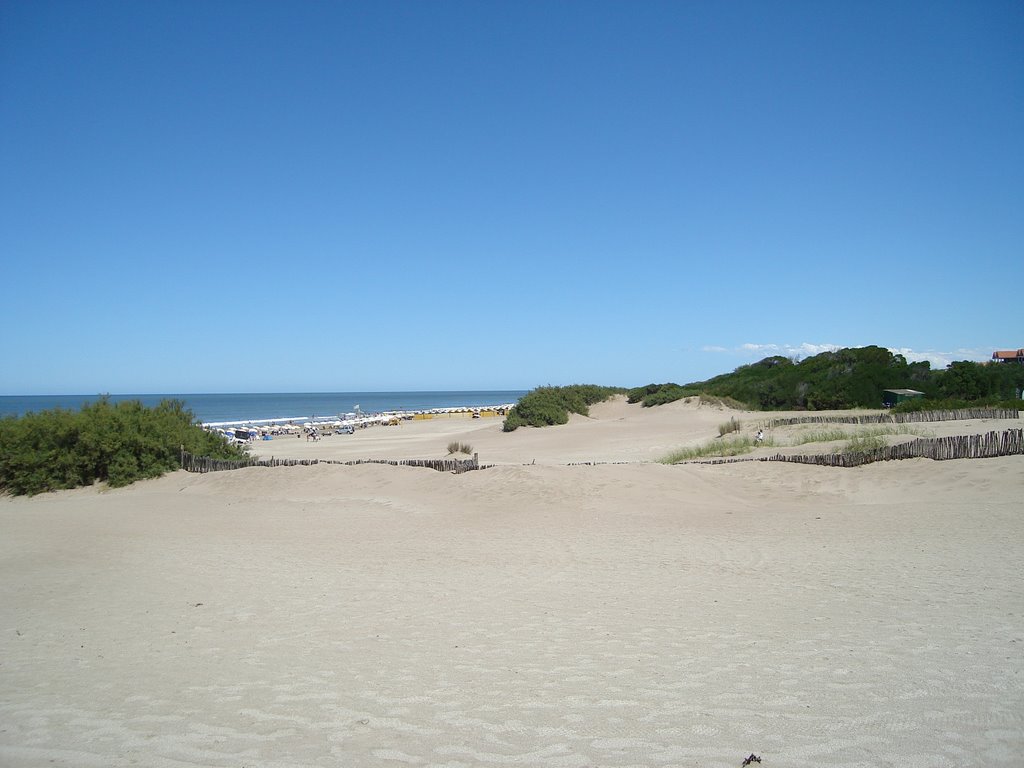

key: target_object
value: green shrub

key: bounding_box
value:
[626,385,753,409]
[626,384,665,404]
[627,383,697,407]
[644,385,693,406]
[502,385,625,432]
[0,397,247,496]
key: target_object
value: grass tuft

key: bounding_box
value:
[787,424,932,448]
[791,428,851,445]
[841,434,887,454]
[447,441,474,455]
[660,435,774,463]
[717,417,741,437]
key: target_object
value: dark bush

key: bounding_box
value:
[626,384,664,404]
[0,397,247,496]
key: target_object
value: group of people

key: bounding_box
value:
[303,424,357,441]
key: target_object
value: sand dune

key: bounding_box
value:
[249,395,1024,466]
[1,398,1022,766]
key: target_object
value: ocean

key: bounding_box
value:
[0,391,528,425]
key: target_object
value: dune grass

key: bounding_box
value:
[447,441,474,455]
[717,417,741,437]
[662,423,937,463]
[784,424,933,449]
[842,433,888,454]
[660,435,775,463]
[790,427,851,445]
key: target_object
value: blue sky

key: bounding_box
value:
[2,0,1021,395]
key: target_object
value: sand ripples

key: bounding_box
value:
[2,458,1023,766]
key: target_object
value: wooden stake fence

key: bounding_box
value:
[697,428,1024,468]
[180,450,485,475]
[762,408,1018,429]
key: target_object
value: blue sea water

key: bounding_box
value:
[0,391,527,425]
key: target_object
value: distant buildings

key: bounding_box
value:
[992,348,1024,364]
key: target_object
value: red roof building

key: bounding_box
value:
[992,348,1024,363]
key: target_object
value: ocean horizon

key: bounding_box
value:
[0,391,528,425]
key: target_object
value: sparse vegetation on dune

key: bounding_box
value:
[660,435,773,463]
[790,427,851,444]
[662,421,941,464]
[842,433,888,454]
[717,417,741,437]
[785,424,931,447]
[447,441,474,455]
[502,385,626,432]
[698,394,748,410]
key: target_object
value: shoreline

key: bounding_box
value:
[0,391,529,424]
[202,403,517,440]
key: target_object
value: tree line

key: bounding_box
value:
[628,346,1024,411]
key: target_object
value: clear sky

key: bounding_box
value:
[2,0,1021,395]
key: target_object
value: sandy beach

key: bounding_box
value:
[2,397,1022,767]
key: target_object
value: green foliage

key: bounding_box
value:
[891,396,972,413]
[627,383,697,406]
[502,385,626,431]
[936,360,1024,402]
[630,347,1024,412]
[940,361,985,400]
[0,397,247,496]
[626,384,664,404]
